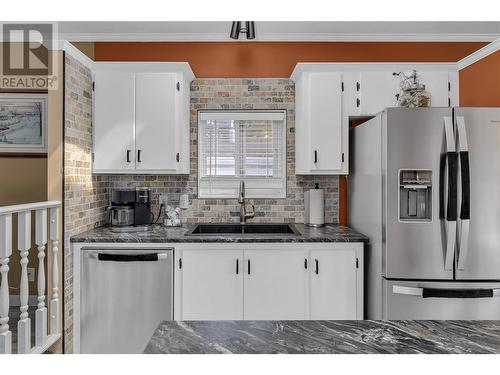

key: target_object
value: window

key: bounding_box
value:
[198,110,287,198]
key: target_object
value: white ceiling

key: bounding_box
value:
[58,21,500,42]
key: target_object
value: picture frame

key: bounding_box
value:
[0,93,48,156]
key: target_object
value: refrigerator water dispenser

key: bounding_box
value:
[399,170,432,222]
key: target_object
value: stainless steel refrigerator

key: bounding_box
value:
[349,107,500,319]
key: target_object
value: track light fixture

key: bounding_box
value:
[230,21,255,40]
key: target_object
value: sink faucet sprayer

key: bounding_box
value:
[238,180,255,224]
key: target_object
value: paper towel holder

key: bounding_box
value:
[304,183,325,227]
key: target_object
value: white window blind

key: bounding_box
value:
[198,111,287,198]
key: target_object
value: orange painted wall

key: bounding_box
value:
[459,50,500,107]
[94,41,489,225]
[95,42,486,77]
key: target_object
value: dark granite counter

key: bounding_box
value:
[144,320,500,354]
[70,224,368,243]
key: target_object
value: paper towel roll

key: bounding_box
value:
[305,188,325,226]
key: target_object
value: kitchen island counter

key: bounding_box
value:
[70,223,368,243]
[144,320,500,354]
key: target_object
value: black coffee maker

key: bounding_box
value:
[109,187,152,230]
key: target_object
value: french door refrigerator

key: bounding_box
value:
[349,107,500,319]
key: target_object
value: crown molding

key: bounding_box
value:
[456,38,500,70]
[58,32,500,43]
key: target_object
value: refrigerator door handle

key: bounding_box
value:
[443,117,457,271]
[393,285,500,298]
[393,285,423,297]
[456,116,471,270]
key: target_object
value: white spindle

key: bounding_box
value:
[49,207,59,335]
[0,214,12,354]
[35,209,47,348]
[17,211,31,353]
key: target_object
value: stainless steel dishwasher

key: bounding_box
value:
[81,248,173,354]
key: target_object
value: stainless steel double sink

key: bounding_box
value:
[186,223,300,236]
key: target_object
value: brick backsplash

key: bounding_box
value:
[107,78,339,224]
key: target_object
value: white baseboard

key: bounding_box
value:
[9,295,38,307]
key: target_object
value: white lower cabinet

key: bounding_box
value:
[244,249,306,320]
[178,244,364,321]
[181,249,243,320]
[309,249,360,319]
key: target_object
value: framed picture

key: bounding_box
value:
[0,93,48,156]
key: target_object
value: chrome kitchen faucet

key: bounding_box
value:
[238,180,255,224]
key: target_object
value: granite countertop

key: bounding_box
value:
[70,223,368,243]
[144,320,500,354]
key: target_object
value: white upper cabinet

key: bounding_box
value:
[93,71,136,172]
[292,64,458,176]
[295,72,346,175]
[417,71,451,107]
[92,63,194,174]
[359,72,400,115]
[347,70,451,116]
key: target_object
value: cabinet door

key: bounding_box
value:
[93,71,135,172]
[417,71,450,107]
[135,73,177,172]
[181,249,243,320]
[244,250,306,320]
[308,72,344,172]
[359,72,399,115]
[310,249,358,319]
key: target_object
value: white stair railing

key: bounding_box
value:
[17,210,31,354]
[35,208,47,348]
[49,208,59,336]
[0,201,62,354]
[0,214,12,354]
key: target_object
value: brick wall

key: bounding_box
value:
[107,78,339,224]
[63,54,108,353]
